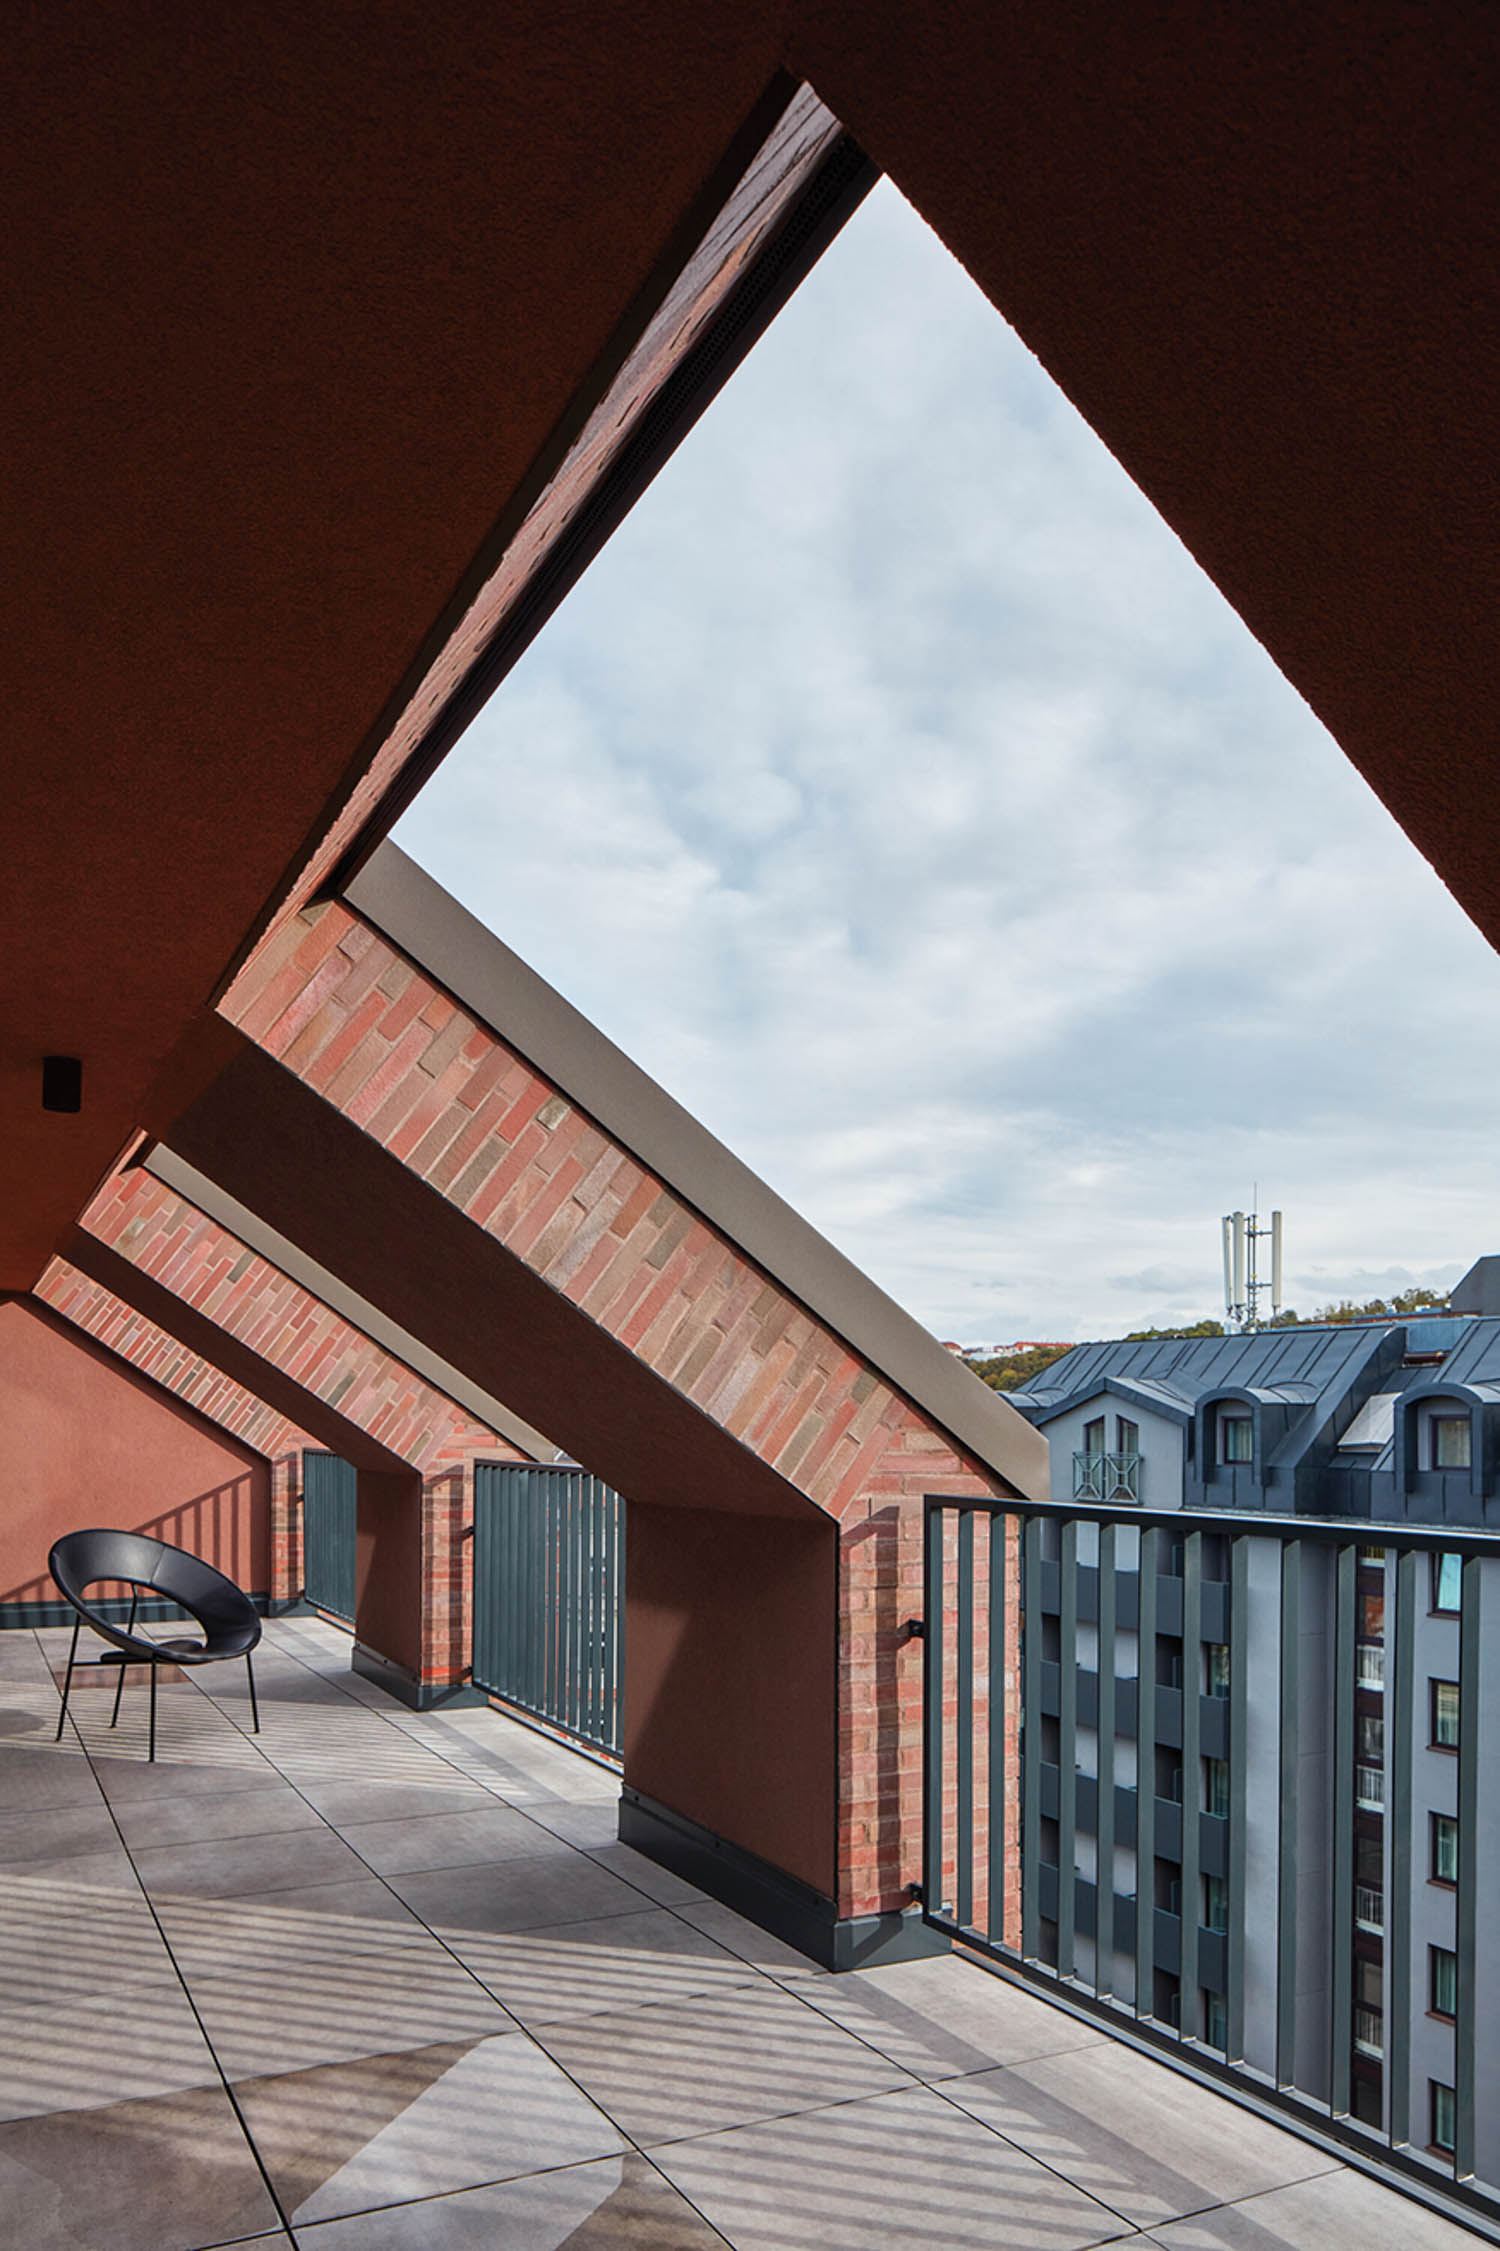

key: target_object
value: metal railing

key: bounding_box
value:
[922,1491,1500,2228]
[471,1463,624,1759]
[1073,1450,1142,1503]
[1355,2006,1385,2058]
[1357,1642,1386,1686]
[1355,1764,1386,1809]
[302,1451,357,1623]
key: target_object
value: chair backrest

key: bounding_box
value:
[48,1528,261,1657]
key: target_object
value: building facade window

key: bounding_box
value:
[1203,1873,1228,1933]
[1083,1416,1105,1458]
[1431,1679,1460,1750]
[1431,2080,1457,2155]
[1432,1553,1462,1613]
[1116,1415,1138,1456]
[1203,1990,1228,2053]
[1203,1757,1230,1819]
[1430,1946,1458,2021]
[1431,1813,1459,1885]
[1431,1414,1471,1470]
[1220,1412,1252,1464]
[1206,1643,1230,1697]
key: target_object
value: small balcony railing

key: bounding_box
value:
[1073,1450,1142,1503]
[1357,1643,1385,1687]
[1355,1764,1386,1809]
[1355,1884,1384,1932]
[1354,2006,1385,2058]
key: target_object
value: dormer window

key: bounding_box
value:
[1220,1411,1252,1464]
[1431,1414,1471,1470]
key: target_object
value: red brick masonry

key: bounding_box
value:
[226,901,1021,1925]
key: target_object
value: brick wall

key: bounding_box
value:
[56,1182,527,1680]
[225,899,1021,1919]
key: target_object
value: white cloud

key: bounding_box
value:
[396,179,1500,1342]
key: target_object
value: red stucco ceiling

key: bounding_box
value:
[5,6,1496,1285]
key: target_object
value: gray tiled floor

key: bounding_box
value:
[0,1615,1487,2250]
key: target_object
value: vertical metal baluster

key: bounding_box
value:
[1135,1525,1158,2022]
[1022,1514,1042,1962]
[1097,1522,1117,2000]
[1389,1546,1416,2150]
[1058,1519,1078,1980]
[1277,1541,1301,2090]
[1330,1544,1356,2117]
[1181,1530,1203,2040]
[1456,1553,1480,2182]
[988,1512,1008,1948]
[922,1501,944,1923]
[1227,1536,1249,2064]
[955,1510,975,1929]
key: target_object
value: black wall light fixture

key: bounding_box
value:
[42,1056,83,1113]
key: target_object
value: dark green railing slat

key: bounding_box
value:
[1457,1557,1481,2181]
[1390,1548,1415,2151]
[1136,1525,1158,2023]
[1097,1523,1117,2002]
[956,1509,975,1929]
[1227,1536,1249,2064]
[302,1452,357,1623]
[1180,1529,1202,2040]
[1022,1514,1042,1961]
[1277,1541,1301,2090]
[988,1512,1008,1946]
[1331,1544,1356,2118]
[472,1463,624,1758]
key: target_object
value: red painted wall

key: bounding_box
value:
[625,1502,838,1895]
[0,1299,270,1606]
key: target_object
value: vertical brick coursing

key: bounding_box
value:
[226,901,1024,1918]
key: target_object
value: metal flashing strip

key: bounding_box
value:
[143,1143,558,1466]
[346,842,1049,1502]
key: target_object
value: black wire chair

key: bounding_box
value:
[49,1529,262,1762]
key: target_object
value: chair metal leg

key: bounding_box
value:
[148,1655,158,1763]
[110,1592,138,1728]
[245,1650,260,1734]
[55,1615,80,1740]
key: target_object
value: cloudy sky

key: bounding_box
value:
[396,179,1500,1345]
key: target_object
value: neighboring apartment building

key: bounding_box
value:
[1007,1287,1500,2193]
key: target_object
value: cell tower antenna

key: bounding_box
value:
[1222,1201,1283,1331]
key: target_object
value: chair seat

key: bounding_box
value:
[49,1526,263,1760]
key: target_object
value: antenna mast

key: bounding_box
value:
[1222,1203,1283,1331]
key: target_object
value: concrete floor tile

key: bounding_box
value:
[391,1848,645,1936]
[802,1954,1112,2080]
[520,1797,623,1850]
[191,1948,516,2078]
[652,2082,1134,2251]
[454,1904,761,2027]
[291,2152,726,2248]
[0,1740,103,1810]
[91,1749,290,1804]
[0,1799,122,1864]
[132,1822,369,1900]
[0,2080,280,2249]
[945,2044,1342,2228]
[155,1876,434,1978]
[536,1980,914,2144]
[111,1780,328,1852]
[294,1776,496,1826]
[1142,2163,1486,2249]
[0,1975,221,2121]
[584,1841,707,1906]
[238,2032,625,2226]
[673,1897,828,1980]
[338,1802,560,1877]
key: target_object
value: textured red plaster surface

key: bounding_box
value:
[226,899,1023,1916]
